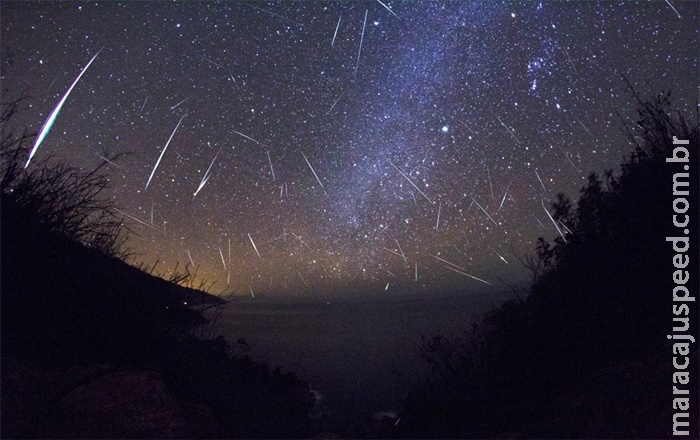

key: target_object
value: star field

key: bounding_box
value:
[2,1,697,296]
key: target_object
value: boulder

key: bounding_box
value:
[62,370,186,438]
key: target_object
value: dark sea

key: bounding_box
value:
[216,291,517,424]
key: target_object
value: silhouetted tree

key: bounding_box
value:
[397,88,698,439]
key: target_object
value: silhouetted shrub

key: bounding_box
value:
[397,89,699,438]
[1,97,313,438]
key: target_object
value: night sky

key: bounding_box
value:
[2,1,697,297]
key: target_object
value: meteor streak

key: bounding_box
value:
[291,231,313,251]
[169,94,193,111]
[231,129,269,148]
[575,116,593,138]
[331,15,341,46]
[430,254,464,270]
[389,161,434,204]
[497,116,521,145]
[203,57,224,68]
[247,4,304,27]
[435,202,441,230]
[114,208,162,232]
[489,246,509,265]
[301,151,325,192]
[375,0,399,18]
[26,50,101,168]
[219,247,227,271]
[563,150,579,172]
[384,247,405,259]
[499,181,512,211]
[298,271,308,286]
[443,265,492,285]
[327,90,346,114]
[541,195,567,242]
[561,44,578,75]
[354,10,368,80]
[146,113,187,189]
[395,239,408,266]
[267,150,276,181]
[140,95,149,112]
[533,215,546,230]
[469,195,498,226]
[193,148,221,199]
[534,169,546,192]
[248,233,261,258]
[97,154,121,168]
[559,219,574,236]
[664,0,682,19]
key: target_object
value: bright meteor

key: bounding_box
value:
[25,50,101,168]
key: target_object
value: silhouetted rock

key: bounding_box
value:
[61,371,187,439]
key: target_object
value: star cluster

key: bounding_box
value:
[2,1,697,296]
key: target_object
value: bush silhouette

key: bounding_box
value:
[1,96,314,438]
[397,89,699,438]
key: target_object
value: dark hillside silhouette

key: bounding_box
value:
[395,89,699,438]
[1,97,314,438]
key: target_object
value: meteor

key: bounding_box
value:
[266,150,276,181]
[664,0,682,19]
[489,246,509,265]
[140,95,149,112]
[535,168,546,192]
[541,195,567,242]
[146,113,187,189]
[248,233,262,258]
[327,90,346,114]
[26,50,101,168]
[497,116,521,145]
[114,208,161,232]
[301,151,325,192]
[395,239,408,266]
[430,254,464,270]
[375,0,399,18]
[331,15,342,46]
[499,181,512,211]
[298,271,308,286]
[470,195,498,226]
[435,202,442,230]
[443,265,492,286]
[291,231,313,251]
[389,161,434,204]
[193,148,222,199]
[219,247,227,271]
[231,129,269,148]
[354,10,368,80]
[97,154,121,168]
[169,94,193,111]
